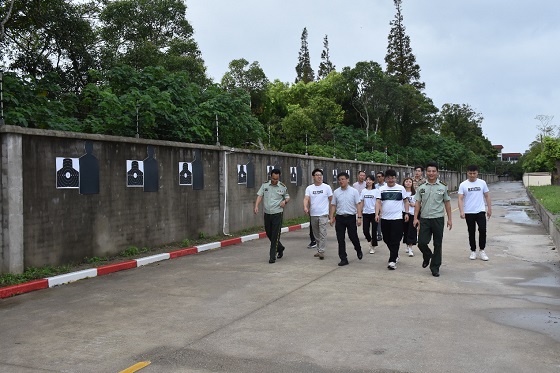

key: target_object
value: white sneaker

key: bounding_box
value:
[480,250,489,261]
[469,251,477,260]
[369,247,375,254]
[396,256,400,263]
[387,262,396,270]
[408,247,414,257]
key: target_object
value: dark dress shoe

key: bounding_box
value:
[357,249,363,260]
[277,251,283,259]
[422,257,430,268]
[269,259,275,264]
[432,271,440,277]
[338,259,349,266]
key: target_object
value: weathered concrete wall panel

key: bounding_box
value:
[0,126,499,273]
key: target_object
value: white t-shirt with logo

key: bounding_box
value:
[305,183,333,216]
[378,183,407,220]
[458,178,489,213]
[360,188,380,214]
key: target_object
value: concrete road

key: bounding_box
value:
[1,181,559,373]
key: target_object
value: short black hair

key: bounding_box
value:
[414,165,424,171]
[270,168,281,176]
[312,168,323,176]
[426,161,439,171]
[376,171,384,177]
[385,169,397,177]
[337,171,350,180]
[467,165,479,172]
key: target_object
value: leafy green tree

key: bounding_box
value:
[436,103,497,167]
[494,159,523,180]
[388,84,437,146]
[99,0,207,84]
[1,0,98,91]
[341,61,387,139]
[522,140,552,172]
[221,58,269,116]
[317,34,335,80]
[385,0,425,90]
[295,27,314,84]
[1,70,81,130]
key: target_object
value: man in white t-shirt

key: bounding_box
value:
[304,168,333,260]
[374,171,386,241]
[458,165,492,261]
[375,169,409,270]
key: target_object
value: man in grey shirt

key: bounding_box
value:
[329,172,363,266]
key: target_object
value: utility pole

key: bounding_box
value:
[0,70,4,125]
[135,101,139,138]
[215,114,220,146]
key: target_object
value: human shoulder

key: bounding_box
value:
[278,181,287,188]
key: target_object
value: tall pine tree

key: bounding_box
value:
[295,27,314,84]
[385,0,425,90]
[317,34,335,80]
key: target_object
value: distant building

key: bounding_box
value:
[493,145,521,163]
[501,152,522,163]
[493,145,504,160]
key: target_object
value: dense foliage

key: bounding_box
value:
[0,0,500,171]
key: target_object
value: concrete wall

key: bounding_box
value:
[523,172,551,187]
[0,125,498,274]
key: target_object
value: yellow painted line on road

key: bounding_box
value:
[119,361,151,373]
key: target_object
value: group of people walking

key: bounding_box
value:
[254,163,491,277]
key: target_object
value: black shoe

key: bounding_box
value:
[432,271,440,277]
[277,250,283,259]
[269,259,275,264]
[357,249,363,260]
[377,235,382,241]
[338,259,349,266]
[422,256,430,268]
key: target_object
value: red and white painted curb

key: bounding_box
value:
[0,223,309,299]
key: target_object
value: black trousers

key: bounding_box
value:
[335,215,361,260]
[465,212,487,251]
[381,219,404,263]
[362,213,378,246]
[264,212,284,261]
[402,213,417,245]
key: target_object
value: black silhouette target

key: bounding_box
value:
[179,162,193,185]
[127,160,144,187]
[237,164,247,184]
[56,157,80,189]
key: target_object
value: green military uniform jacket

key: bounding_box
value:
[257,181,289,214]
[415,179,450,218]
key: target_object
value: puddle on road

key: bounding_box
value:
[503,210,541,225]
[488,309,560,342]
[518,273,560,288]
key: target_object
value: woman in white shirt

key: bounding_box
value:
[402,177,417,257]
[360,175,380,254]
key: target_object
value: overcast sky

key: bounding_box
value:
[186,0,560,154]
